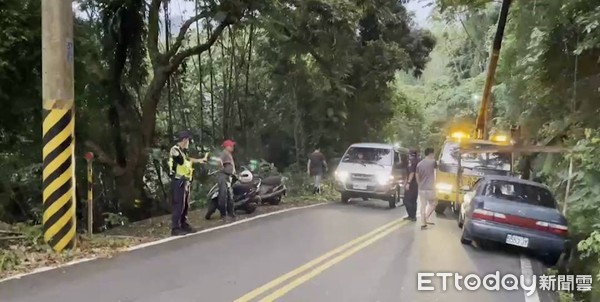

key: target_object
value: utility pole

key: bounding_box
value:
[42,0,77,252]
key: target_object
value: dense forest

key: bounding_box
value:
[1,0,599,300]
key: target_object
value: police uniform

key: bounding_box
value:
[168,144,194,233]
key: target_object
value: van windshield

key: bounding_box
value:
[342,147,393,166]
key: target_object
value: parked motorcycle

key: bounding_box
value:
[242,165,287,205]
[258,175,287,205]
[206,170,260,214]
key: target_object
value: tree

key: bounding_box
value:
[80,0,260,218]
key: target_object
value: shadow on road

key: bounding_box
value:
[343,198,405,211]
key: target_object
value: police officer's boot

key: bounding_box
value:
[182,222,197,233]
[171,228,187,236]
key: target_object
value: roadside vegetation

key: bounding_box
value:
[394,1,600,301]
[0,176,337,278]
[1,0,599,300]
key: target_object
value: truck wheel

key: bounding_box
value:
[341,193,350,204]
[435,203,447,214]
[457,207,464,228]
[451,202,460,215]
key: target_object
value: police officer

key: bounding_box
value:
[168,131,206,236]
[205,139,237,220]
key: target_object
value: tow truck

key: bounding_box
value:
[435,131,515,214]
[434,0,515,215]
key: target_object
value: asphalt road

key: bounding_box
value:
[0,199,558,302]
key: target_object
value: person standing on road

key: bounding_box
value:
[416,147,438,229]
[168,131,207,236]
[403,149,419,221]
[205,139,237,220]
[307,147,328,194]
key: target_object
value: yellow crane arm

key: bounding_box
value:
[475,0,512,139]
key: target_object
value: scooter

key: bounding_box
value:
[251,172,287,205]
[206,171,261,214]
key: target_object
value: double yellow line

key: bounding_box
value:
[234,218,408,302]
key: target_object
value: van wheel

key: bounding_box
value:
[341,193,350,204]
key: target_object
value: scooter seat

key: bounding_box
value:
[261,176,282,186]
[232,183,255,195]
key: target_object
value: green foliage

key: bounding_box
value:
[254,0,435,156]
[394,1,600,301]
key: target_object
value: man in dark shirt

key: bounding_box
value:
[403,149,419,221]
[307,148,327,194]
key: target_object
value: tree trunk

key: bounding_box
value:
[242,22,254,146]
[208,23,216,140]
[221,39,229,139]
[292,74,303,166]
[164,2,174,138]
[195,0,203,140]
[230,27,243,143]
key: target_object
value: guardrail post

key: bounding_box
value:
[84,152,94,237]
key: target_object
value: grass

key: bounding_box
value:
[104,193,332,238]
[0,226,152,279]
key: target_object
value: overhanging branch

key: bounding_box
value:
[169,19,232,72]
[166,11,213,59]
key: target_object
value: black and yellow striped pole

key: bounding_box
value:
[42,0,76,252]
[84,152,94,237]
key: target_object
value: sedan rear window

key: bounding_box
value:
[484,180,556,208]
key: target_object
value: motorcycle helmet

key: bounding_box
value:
[239,170,253,183]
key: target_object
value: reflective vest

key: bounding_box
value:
[168,145,194,180]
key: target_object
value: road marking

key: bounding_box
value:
[126,202,326,252]
[0,202,326,284]
[520,255,541,302]
[259,221,405,301]
[234,218,406,302]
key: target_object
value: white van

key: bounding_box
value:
[334,143,408,208]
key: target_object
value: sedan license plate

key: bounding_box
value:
[353,183,367,190]
[506,234,529,248]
